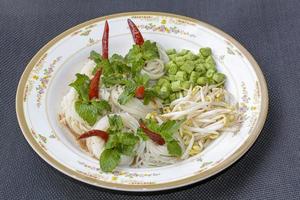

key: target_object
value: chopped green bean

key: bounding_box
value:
[171,80,181,92]
[212,72,226,83]
[197,77,209,86]
[206,69,216,78]
[190,71,200,83]
[166,49,176,55]
[195,63,206,75]
[169,93,176,101]
[168,64,178,75]
[182,81,191,89]
[200,47,212,57]
[175,71,188,81]
[159,86,170,99]
[178,49,190,56]
[180,61,195,74]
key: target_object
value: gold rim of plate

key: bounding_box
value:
[16,11,269,191]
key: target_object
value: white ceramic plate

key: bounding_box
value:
[16,12,268,191]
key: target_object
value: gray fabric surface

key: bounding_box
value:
[1,0,299,199]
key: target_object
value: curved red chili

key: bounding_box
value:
[88,69,102,100]
[127,19,144,45]
[102,20,109,59]
[139,121,165,145]
[78,130,109,142]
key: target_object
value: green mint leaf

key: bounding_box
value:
[100,149,120,172]
[140,40,159,60]
[143,88,158,105]
[102,74,128,87]
[137,128,149,141]
[117,144,136,156]
[69,73,90,102]
[134,74,150,86]
[167,140,182,157]
[117,133,139,145]
[92,59,110,75]
[89,50,102,63]
[105,134,118,149]
[91,99,111,113]
[75,100,111,126]
[144,119,161,133]
[108,115,124,131]
[118,80,137,105]
[159,120,184,142]
[75,100,99,126]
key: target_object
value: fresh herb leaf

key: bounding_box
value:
[69,73,90,102]
[100,149,121,172]
[137,128,149,141]
[125,40,159,75]
[91,99,111,113]
[92,59,110,75]
[118,80,137,105]
[105,134,118,149]
[75,101,99,126]
[110,54,131,74]
[89,50,102,63]
[75,99,111,126]
[144,119,161,133]
[117,133,139,145]
[117,144,136,156]
[108,115,124,132]
[134,74,150,86]
[102,74,128,87]
[140,40,159,60]
[143,88,158,105]
[167,140,182,157]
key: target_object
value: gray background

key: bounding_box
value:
[1,0,300,199]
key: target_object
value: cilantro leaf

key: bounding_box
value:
[69,73,90,102]
[75,100,111,126]
[167,140,182,157]
[100,149,120,172]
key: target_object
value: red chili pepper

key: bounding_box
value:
[139,121,165,145]
[89,69,102,100]
[127,19,144,45]
[78,130,109,142]
[135,85,145,99]
[102,20,109,59]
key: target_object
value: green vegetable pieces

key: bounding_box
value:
[69,73,111,126]
[100,115,139,172]
[142,119,184,157]
[126,40,159,75]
